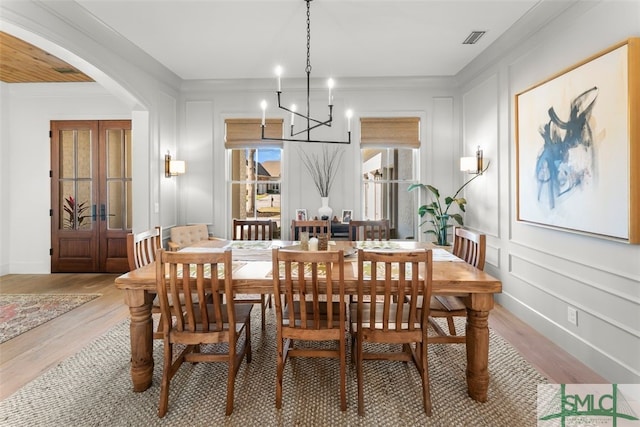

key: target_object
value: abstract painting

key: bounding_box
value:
[516,38,639,243]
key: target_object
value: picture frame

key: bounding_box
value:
[515,38,639,243]
[295,209,307,221]
[341,209,353,224]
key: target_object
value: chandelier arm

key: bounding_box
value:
[260,0,351,144]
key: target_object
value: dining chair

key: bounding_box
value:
[290,219,330,240]
[348,219,390,241]
[127,226,168,340]
[232,218,274,241]
[428,226,486,344]
[127,226,162,271]
[271,247,347,411]
[155,248,252,417]
[351,248,433,416]
[232,218,273,330]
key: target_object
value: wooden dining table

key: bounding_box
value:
[114,239,502,402]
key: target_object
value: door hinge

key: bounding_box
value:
[50,248,53,256]
[49,130,52,138]
[49,209,53,217]
[49,170,53,178]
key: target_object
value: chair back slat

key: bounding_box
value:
[452,226,486,270]
[273,248,345,330]
[233,219,274,241]
[127,226,162,270]
[357,249,432,333]
[156,249,234,335]
[349,219,390,241]
[291,219,330,240]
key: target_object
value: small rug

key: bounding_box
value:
[0,309,548,426]
[0,294,101,344]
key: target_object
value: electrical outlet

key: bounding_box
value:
[567,306,578,326]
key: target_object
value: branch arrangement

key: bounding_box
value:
[298,146,344,197]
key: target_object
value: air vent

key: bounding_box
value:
[53,67,80,74]
[463,31,486,45]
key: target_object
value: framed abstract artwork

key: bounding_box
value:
[516,38,639,243]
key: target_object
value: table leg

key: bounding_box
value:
[464,293,494,402]
[124,289,154,392]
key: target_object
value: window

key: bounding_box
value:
[360,117,420,239]
[226,119,283,238]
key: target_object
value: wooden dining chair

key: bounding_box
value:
[290,219,330,240]
[232,219,273,330]
[126,226,162,271]
[127,226,169,340]
[428,226,486,344]
[155,248,252,417]
[271,247,347,411]
[232,218,274,240]
[351,248,433,416]
[348,219,390,241]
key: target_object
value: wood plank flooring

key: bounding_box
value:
[0,273,606,402]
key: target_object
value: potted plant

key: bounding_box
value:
[408,167,487,246]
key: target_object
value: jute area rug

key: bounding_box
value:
[0,294,100,344]
[0,309,547,426]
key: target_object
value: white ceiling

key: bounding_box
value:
[75,0,544,81]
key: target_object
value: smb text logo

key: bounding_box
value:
[538,384,640,426]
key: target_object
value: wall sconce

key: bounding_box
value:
[165,151,186,177]
[460,146,485,175]
[373,169,383,180]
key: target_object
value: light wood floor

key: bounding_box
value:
[0,273,606,401]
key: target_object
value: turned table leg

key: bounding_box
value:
[124,289,154,392]
[464,293,494,402]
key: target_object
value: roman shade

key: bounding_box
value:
[225,118,284,148]
[360,117,420,148]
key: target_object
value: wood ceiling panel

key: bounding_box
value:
[0,32,93,83]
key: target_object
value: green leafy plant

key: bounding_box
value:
[408,167,487,245]
[63,196,90,229]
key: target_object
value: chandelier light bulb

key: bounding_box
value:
[327,78,334,105]
[275,65,283,91]
[346,109,353,132]
[260,100,267,125]
[291,104,297,126]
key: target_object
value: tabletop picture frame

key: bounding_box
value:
[295,209,307,221]
[341,209,352,224]
[515,37,639,243]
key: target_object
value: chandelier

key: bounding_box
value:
[260,0,353,144]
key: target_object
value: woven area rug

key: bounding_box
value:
[0,294,100,344]
[0,309,547,426]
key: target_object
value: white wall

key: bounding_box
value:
[457,0,640,383]
[0,82,9,275]
[2,83,131,273]
[180,79,457,239]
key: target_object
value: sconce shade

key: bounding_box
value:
[460,146,484,174]
[165,152,186,177]
[460,157,477,172]
[169,160,185,175]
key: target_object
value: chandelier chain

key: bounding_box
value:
[306,0,311,74]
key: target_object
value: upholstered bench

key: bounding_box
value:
[167,224,212,251]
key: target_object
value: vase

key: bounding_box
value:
[436,214,450,246]
[318,196,333,220]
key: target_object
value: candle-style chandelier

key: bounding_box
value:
[260,0,353,144]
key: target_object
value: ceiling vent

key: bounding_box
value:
[463,31,486,45]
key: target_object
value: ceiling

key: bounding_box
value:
[2,0,551,83]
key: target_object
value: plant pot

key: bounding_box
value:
[318,197,333,220]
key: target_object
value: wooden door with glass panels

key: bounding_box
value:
[50,120,132,273]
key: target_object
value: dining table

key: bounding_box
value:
[114,239,502,402]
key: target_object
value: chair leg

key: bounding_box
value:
[275,336,284,409]
[158,342,172,418]
[245,317,252,364]
[260,298,266,331]
[356,333,365,416]
[446,316,457,335]
[420,341,432,416]
[340,338,347,412]
[225,349,236,416]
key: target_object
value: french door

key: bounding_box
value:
[50,120,132,273]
